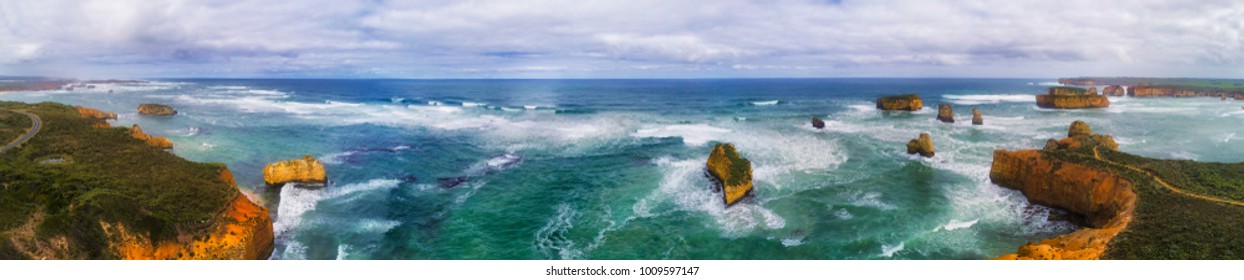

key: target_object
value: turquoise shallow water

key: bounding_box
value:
[4,79,1244,259]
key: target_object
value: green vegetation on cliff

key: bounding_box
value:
[1041,144,1244,259]
[0,101,236,259]
[0,109,32,145]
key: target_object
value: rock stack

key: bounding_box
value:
[706,143,754,206]
[937,104,954,123]
[971,107,983,125]
[263,155,328,187]
[1036,87,1110,109]
[811,116,825,129]
[1102,85,1125,96]
[138,103,177,115]
[906,133,935,157]
[875,94,923,111]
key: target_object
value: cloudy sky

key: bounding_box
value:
[2,0,1242,78]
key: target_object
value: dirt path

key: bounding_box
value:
[1,109,41,153]
[1093,146,1244,207]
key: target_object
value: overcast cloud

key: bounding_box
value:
[1,0,1242,78]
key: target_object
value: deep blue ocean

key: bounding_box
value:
[6,78,1244,259]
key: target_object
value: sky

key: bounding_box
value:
[1,0,1243,79]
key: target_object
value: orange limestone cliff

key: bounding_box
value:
[263,155,328,187]
[106,168,275,260]
[990,121,1135,260]
[137,103,178,115]
[128,124,173,149]
[1036,87,1109,109]
[76,106,118,120]
[906,132,935,157]
[706,143,754,206]
[1102,85,1125,96]
[1128,85,1199,97]
[875,94,923,111]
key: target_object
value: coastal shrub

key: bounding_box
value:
[0,102,236,258]
[1044,146,1244,259]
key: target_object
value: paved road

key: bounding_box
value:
[0,109,41,153]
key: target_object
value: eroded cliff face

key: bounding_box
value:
[137,103,177,115]
[875,94,923,111]
[1035,95,1110,109]
[1128,85,1199,97]
[75,106,117,120]
[1103,85,1125,96]
[989,121,1135,260]
[129,124,173,149]
[104,169,274,260]
[706,143,753,206]
[263,155,327,186]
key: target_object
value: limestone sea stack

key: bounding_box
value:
[1102,85,1125,96]
[129,124,173,149]
[705,143,753,206]
[811,116,825,129]
[1054,120,1118,150]
[138,103,177,115]
[971,106,983,125]
[875,94,923,111]
[1036,86,1110,109]
[906,133,934,157]
[263,155,327,187]
[937,104,954,123]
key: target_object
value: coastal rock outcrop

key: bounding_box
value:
[1055,121,1118,151]
[75,106,117,120]
[905,133,934,157]
[1127,85,1198,97]
[263,155,327,187]
[990,149,1135,260]
[1069,120,1092,137]
[1036,87,1110,109]
[875,94,923,111]
[971,107,983,125]
[811,116,824,129]
[137,103,177,115]
[107,168,274,260]
[1102,85,1125,96]
[705,143,753,206]
[991,121,1135,260]
[937,104,954,123]
[129,124,173,149]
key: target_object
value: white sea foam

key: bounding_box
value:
[751,100,779,106]
[645,158,786,236]
[524,105,540,110]
[781,238,803,247]
[879,242,905,257]
[534,203,581,259]
[833,208,853,220]
[842,190,896,210]
[632,124,731,146]
[847,104,876,112]
[336,244,352,260]
[462,101,486,107]
[939,219,979,231]
[274,179,401,238]
[943,94,1034,105]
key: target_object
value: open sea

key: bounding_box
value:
[5,78,1244,259]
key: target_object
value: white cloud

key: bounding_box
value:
[0,0,1242,78]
